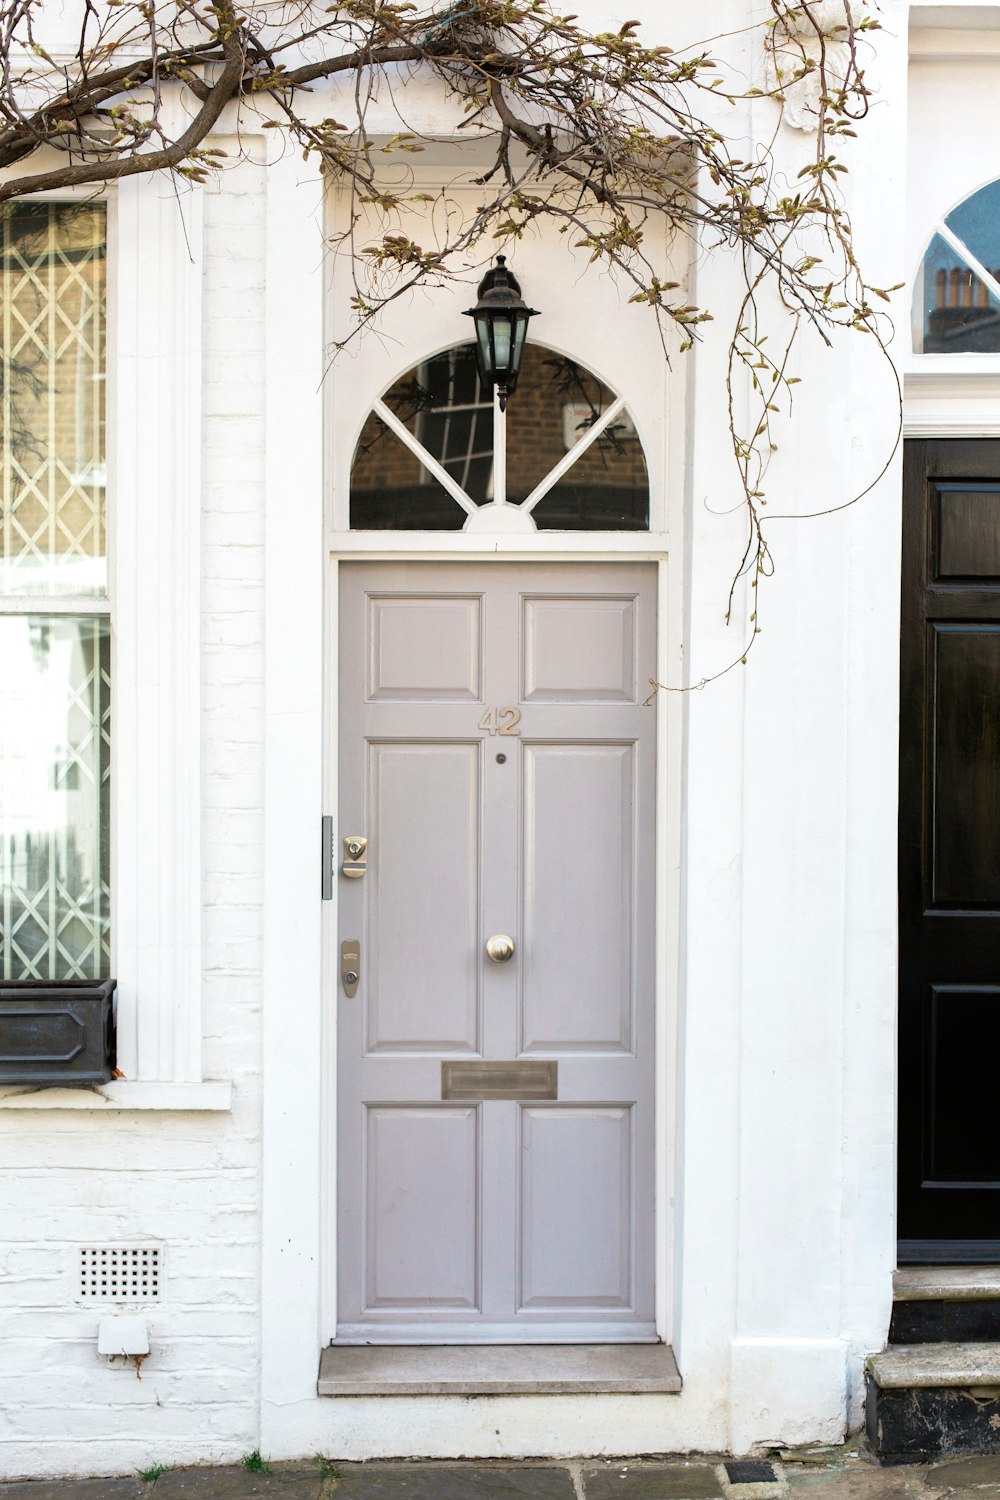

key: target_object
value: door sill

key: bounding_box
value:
[317,1342,681,1396]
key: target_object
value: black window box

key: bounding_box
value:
[0,979,117,1084]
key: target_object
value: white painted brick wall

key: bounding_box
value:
[0,148,268,1481]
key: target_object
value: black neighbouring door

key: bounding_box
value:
[899,439,1000,1261]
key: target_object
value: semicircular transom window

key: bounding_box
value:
[350,342,649,532]
[916,179,1000,353]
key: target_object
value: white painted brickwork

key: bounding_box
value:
[0,150,266,1481]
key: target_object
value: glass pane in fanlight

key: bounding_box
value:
[0,614,111,980]
[350,344,494,526]
[916,231,1000,354]
[945,180,1000,284]
[349,340,650,531]
[0,202,107,596]
[349,407,468,529]
[506,346,649,529]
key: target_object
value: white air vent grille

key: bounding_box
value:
[79,1246,162,1301]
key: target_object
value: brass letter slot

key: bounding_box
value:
[441,1060,557,1101]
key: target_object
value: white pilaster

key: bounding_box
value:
[113,175,204,1082]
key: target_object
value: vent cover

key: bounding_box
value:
[79,1246,162,1302]
[724,1462,780,1485]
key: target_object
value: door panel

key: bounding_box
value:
[931,627,1000,906]
[364,1106,480,1309]
[518,1105,634,1310]
[338,562,657,1340]
[899,440,1000,1256]
[366,741,481,1052]
[522,595,637,702]
[367,594,483,701]
[521,743,634,1053]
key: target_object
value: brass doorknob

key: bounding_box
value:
[485,934,515,963]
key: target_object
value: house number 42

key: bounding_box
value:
[479,707,521,736]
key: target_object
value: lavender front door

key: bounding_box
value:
[336,562,657,1342]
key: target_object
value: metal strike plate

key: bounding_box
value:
[441,1060,557,1101]
[342,835,367,879]
[341,940,361,998]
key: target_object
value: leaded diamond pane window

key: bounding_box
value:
[0,202,111,984]
[0,202,107,595]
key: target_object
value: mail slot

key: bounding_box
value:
[441,1060,557,1101]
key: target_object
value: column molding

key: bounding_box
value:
[112,176,204,1082]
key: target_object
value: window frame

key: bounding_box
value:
[0,177,207,1086]
[0,195,114,986]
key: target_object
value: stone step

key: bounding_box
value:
[893,1267,1000,1300]
[890,1267,1000,1343]
[866,1343,1000,1464]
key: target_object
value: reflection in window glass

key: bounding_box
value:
[508,352,648,529]
[0,202,107,594]
[946,180,1000,276]
[0,615,110,980]
[350,342,649,530]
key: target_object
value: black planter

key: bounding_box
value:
[0,979,116,1084]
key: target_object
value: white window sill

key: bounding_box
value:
[0,1080,232,1111]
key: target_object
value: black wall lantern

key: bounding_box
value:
[464,255,538,410]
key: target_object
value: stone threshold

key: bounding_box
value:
[894,1267,1000,1302]
[318,1342,682,1396]
[868,1341,1000,1389]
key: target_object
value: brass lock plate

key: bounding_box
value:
[343,835,367,879]
[341,940,361,998]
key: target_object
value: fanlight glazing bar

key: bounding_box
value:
[936,221,1000,310]
[521,396,628,515]
[372,399,477,517]
[492,396,507,507]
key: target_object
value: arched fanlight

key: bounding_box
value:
[464,255,538,410]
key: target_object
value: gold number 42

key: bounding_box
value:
[478,706,521,737]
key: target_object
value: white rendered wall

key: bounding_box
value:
[0,0,911,1478]
[0,152,267,1480]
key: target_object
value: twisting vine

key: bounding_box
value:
[0,0,899,676]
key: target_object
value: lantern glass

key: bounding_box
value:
[490,314,513,375]
[511,315,529,375]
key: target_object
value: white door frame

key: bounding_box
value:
[320,533,682,1347]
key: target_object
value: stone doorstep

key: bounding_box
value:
[868,1341,1000,1390]
[317,1342,682,1396]
[893,1266,1000,1302]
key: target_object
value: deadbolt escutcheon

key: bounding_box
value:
[343,835,367,879]
[341,940,361,997]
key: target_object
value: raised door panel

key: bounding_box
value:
[366,741,481,1052]
[931,626,1000,908]
[367,594,483,701]
[522,595,637,703]
[923,987,1000,1183]
[518,1106,633,1310]
[364,1106,480,1310]
[520,743,634,1053]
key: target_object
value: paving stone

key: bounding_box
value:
[783,1467,926,1497]
[583,1463,724,1499]
[151,1462,323,1499]
[0,1485,143,1500]
[926,1456,1000,1486]
[322,1464,576,1500]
